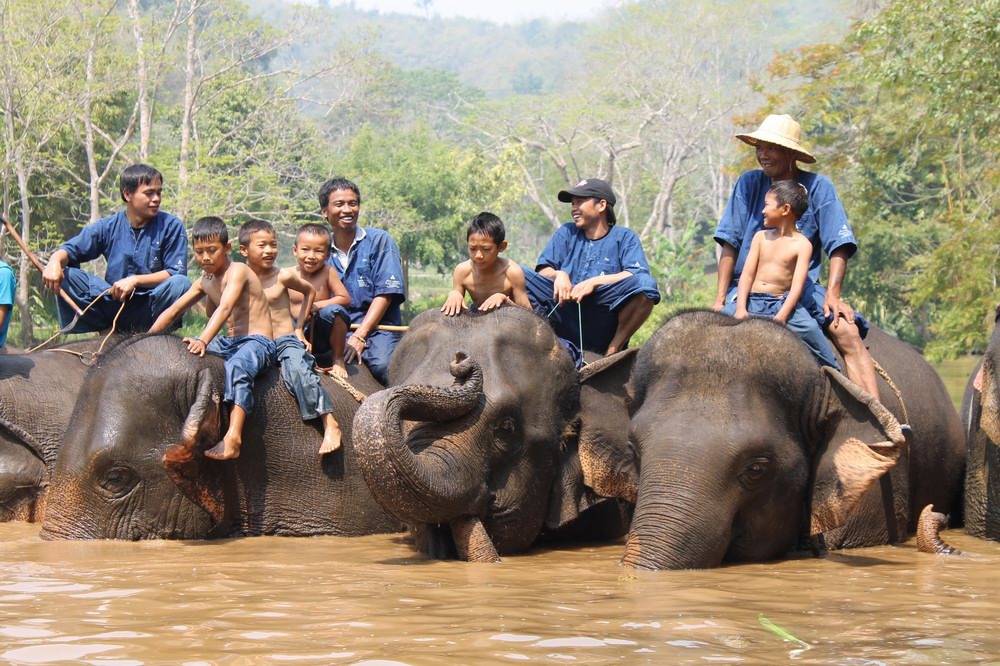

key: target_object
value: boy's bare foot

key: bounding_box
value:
[319,421,342,455]
[204,437,241,460]
[330,360,348,379]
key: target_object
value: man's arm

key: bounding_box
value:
[149,278,205,334]
[42,249,71,293]
[712,244,737,311]
[0,305,8,339]
[538,266,574,304]
[824,247,855,327]
[110,269,173,301]
[279,269,316,343]
[568,270,633,303]
[734,234,762,320]
[775,242,813,325]
[346,295,392,363]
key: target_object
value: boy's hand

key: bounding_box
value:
[295,328,311,353]
[734,307,749,321]
[773,312,789,325]
[709,299,725,313]
[441,290,466,316]
[183,337,208,357]
[478,293,509,312]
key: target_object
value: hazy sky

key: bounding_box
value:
[334,0,612,23]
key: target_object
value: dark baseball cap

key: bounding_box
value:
[557,178,617,225]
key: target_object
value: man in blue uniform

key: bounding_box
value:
[711,114,879,398]
[318,177,405,385]
[42,164,190,334]
[523,178,660,356]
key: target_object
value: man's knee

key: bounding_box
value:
[825,318,865,354]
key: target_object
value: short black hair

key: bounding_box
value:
[768,180,809,220]
[238,219,276,247]
[119,164,163,203]
[466,212,505,244]
[191,216,228,245]
[318,178,362,209]
[295,223,331,249]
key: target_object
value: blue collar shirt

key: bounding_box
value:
[327,226,406,326]
[536,223,652,283]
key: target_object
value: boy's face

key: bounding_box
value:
[239,230,278,270]
[293,231,331,275]
[122,177,162,224]
[755,143,796,180]
[761,192,790,227]
[570,196,606,229]
[323,189,361,233]
[193,238,231,274]
[467,232,506,270]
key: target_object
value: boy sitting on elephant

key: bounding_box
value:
[240,219,344,455]
[725,180,840,369]
[149,216,275,461]
[441,212,531,315]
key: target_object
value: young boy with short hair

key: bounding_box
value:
[240,219,343,455]
[149,216,275,460]
[726,181,840,369]
[441,212,531,316]
[288,223,351,378]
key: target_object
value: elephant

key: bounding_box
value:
[0,340,103,521]
[352,306,632,562]
[40,334,402,540]
[963,305,1000,541]
[579,310,965,570]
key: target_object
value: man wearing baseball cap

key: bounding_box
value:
[523,177,660,358]
[712,113,880,399]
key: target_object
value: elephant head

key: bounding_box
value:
[41,336,235,540]
[964,305,1000,540]
[580,311,905,570]
[352,307,585,561]
[976,306,1000,444]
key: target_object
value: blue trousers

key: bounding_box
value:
[275,334,333,421]
[207,335,276,414]
[522,266,661,355]
[304,303,350,357]
[58,269,191,334]
[723,292,841,370]
[306,303,398,385]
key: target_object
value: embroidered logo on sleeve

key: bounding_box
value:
[838,225,852,238]
[385,275,401,289]
[357,276,369,288]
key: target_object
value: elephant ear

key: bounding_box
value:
[162,368,231,527]
[809,367,906,535]
[546,348,639,530]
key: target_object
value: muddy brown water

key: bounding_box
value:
[0,356,991,664]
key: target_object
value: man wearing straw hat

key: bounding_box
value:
[712,114,880,399]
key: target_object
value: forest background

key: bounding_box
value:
[0,0,996,359]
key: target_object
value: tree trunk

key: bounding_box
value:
[178,1,197,216]
[14,158,33,346]
[127,0,150,160]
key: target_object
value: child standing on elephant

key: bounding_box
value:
[727,181,841,369]
[441,212,531,315]
[288,223,352,378]
[149,216,275,461]
[240,219,344,455]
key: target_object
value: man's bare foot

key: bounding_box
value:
[204,437,241,460]
[319,422,342,455]
[330,360,348,379]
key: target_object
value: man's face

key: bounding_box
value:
[193,238,230,274]
[293,232,331,275]
[123,178,162,224]
[570,196,605,229]
[467,232,505,271]
[240,230,278,271]
[755,143,796,180]
[323,189,361,232]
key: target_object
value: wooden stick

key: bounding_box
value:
[350,323,409,332]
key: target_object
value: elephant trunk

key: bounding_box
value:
[916,504,963,556]
[354,353,489,525]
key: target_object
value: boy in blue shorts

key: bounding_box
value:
[149,217,275,461]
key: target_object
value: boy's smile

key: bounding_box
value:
[761,192,785,227]
[293,232,331,274]
[241,230,278,270]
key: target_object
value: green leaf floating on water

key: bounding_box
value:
[758,613,811,651]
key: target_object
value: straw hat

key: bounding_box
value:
[735,114,816,164]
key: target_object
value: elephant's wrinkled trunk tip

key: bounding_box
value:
[916,504,964,556]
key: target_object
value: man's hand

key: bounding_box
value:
[552,271,574,304]
[478,293,510,312]
[183,337,207,357]
[42,259,63,293]
[441,290,466,316]
[823,292,855,329]
[345,333,366,363]
[111,276,138,301]
[569,278,597,303]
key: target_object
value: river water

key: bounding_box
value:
[0,356,991,664]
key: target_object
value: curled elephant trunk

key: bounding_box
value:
[354,353,488,525]
[917,504,964,556]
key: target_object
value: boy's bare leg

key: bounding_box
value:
[330,317,349,378]
[318,412,342,454]
[205,405,246,460]
[606,294,654,355]
[826,318,880,400]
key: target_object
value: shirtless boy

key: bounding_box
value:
[149,216,275,460]
[727,180,840,369]
[441,212,531,316]
[289,223,351,378]
[240,219,343,454]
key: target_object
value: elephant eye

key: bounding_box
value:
[740,457,771,487]
[99,465,139,498]
[494,416,515,434]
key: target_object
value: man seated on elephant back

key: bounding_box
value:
[522,178,661,357]
[711,114,880,400]
[318,178,405,385]
[42,164,191,334]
